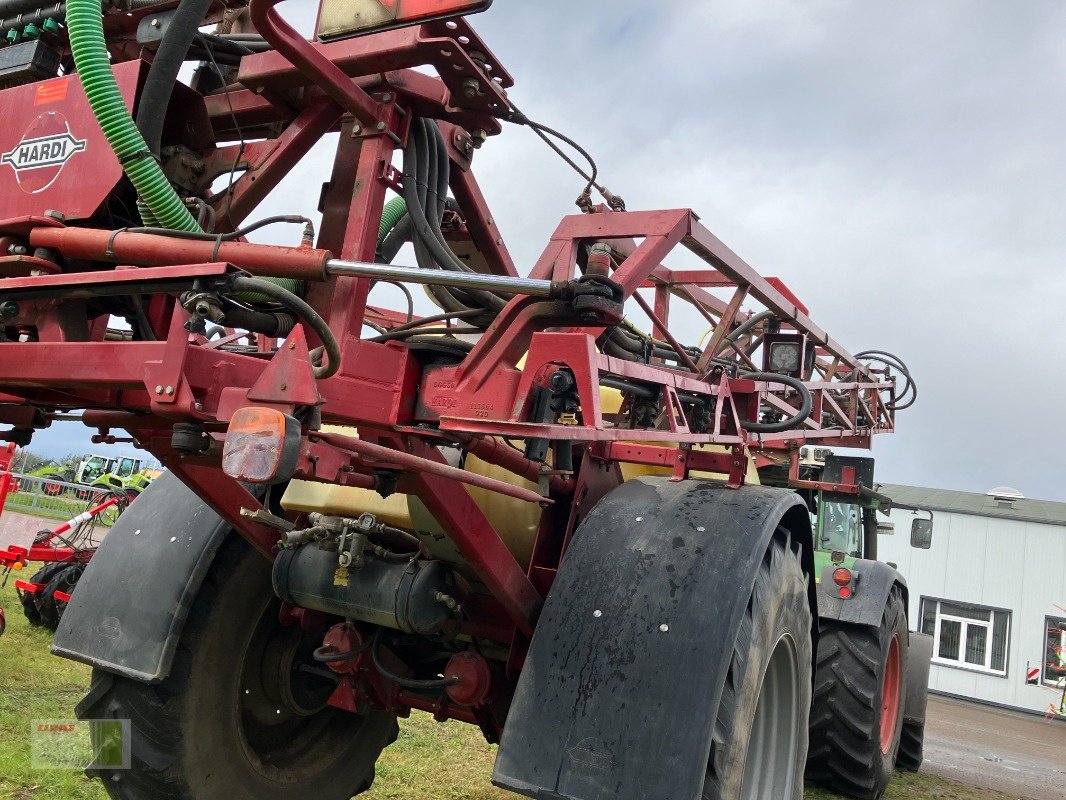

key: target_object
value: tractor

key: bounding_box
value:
[0,1,922,799]
[29,453,154,500]
[759,446,936,798]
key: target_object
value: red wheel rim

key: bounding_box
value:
[880,633,902,753]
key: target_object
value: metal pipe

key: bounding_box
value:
[248,0,381,126]
[326,259,557,298]
[312,431,550,506]
[29,227,330,281]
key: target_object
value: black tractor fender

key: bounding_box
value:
[493,477,816,800]
[816,558,909,628]
[903,631,933,723]
[51,471,235,683]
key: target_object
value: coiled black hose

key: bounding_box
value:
[228,276,340,379]
[738,371,814,433]
[854,350,916,411]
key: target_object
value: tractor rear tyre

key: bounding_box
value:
[20,561,70,627]
[895,720,924,772]
[702,527,813,800]
[76,533,398,800]
[806,587,908,799]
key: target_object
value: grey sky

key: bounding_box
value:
[30,1,1066,499]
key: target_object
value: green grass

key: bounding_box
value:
[3,492,119,527]
[0,580,1020,800]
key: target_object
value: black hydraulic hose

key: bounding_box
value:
[0,5,65,31]
[228,276,340,379]
[136,0,214,157]
[854,349,916,410]
[600,375,659,401]
[369,326,481,343]
[128,215,314,243]
[713,310,776,357]
[378,308,484,336]
[402,120,503,313]
[0,0,65,15]
[405,122,466,315]
[220,301,295,339]
[738,371,814,433]
[313,638,373,664]
[371,630,460,690]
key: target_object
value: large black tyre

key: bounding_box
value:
[20,561,70,627]
[806,587,908,799]
[76,534,399,800]
[895,720,924,772]
[40,563,86,631]
[702,527,814,800]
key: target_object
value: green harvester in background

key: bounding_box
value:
[27,454,156,500]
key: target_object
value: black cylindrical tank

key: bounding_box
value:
[273,547,457,636]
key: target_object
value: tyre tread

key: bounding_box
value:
[805,587,907,800]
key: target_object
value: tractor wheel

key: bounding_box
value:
[0,607,5,637]
[702,527,813,800]
[895,720,924,772]
[76,533,399,800]
[806,587,908,799]
[38,563,84,631]
[21,561,70,627]
[42,563,86,631]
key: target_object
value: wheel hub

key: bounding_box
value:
[740,633,800,799]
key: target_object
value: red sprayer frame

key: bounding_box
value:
[0,1,898,723]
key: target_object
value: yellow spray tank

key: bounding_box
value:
[281,388,756,574]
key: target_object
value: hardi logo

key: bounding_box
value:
[1,112,87,194]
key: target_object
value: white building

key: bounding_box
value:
[877,484,1066,716]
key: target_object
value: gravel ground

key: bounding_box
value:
[922,694,1066,800]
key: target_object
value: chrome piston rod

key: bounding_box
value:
[325,259,557,298]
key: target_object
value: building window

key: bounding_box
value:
[919,598,1010,676]
[1045,617,1066,686]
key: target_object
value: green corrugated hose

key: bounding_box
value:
[67,0,200,232]
[378,197,407,245]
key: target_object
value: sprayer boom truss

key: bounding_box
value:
[0,1,907,643]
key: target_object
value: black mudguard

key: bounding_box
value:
[51,471,231,682]
[903,631,933,723]
[817,558,908,627]
[493,477,814,800]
